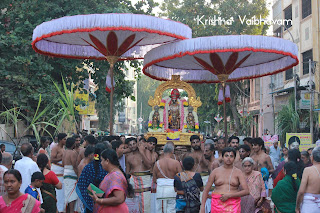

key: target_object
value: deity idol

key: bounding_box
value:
[168,89,181,129]
[152,105,160,129]
[186,106,195,131]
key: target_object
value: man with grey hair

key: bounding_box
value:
[0,152,13,171]
[152,142,182,213]
[296,146,320,213]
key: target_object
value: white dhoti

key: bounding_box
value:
[128,172,152,213]
[52,161,65,212]
[301,193,320,213]
[201,174,215,213]
[156,178,175,213]
[64,165,78,205]
[200,174,209,203]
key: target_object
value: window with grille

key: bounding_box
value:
[302,49,313,75]
[285,68,293,80]
[284,5,292,29]
[302,0,312,19]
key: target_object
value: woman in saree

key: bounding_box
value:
[0,169,41,213]
[90,149,134,213]
[37,153,62,213]
[274,149,304,187]
[271,161,301,213]
[200,147,249,213]
[76,143,108,213]
[241,157,267,213]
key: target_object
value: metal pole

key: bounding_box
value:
[223,82,227,143]
[260,78,263,136]
[294,72,297,112]
[109,63,114,136]
[106,56,119,136]
[282,25,297,112]
[271,75,275,134]
[309,59,313,142]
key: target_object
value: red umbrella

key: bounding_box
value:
[32,13,192,134]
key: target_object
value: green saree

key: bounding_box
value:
[271,175,301,213]
[41,182,57,213]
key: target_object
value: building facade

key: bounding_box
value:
[246,0,319,137]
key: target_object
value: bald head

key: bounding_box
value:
[1,152,13,169]
[21,143,33,157]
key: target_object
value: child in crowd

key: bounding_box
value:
[25,171,45,201]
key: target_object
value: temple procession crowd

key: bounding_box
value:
[0,132,319,213]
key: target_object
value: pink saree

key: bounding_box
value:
[93,171,129,213]
[0,194,41,213]
[211,193,241,213]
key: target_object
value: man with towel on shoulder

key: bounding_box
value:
[126,137,153,213]
[152,142,182,213]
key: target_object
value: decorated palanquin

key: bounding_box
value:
[146,75,202,145]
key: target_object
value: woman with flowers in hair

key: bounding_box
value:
[91,149,134,213]
[271,161,301,213]
[76,143,108,213]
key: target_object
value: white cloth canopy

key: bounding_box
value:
[32,13,192,60]
[143,35,299,83]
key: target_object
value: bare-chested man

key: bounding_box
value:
[182,135,203,172]
[125,137,150,173]
[199,143,219,204]
[152,142,182,213]
[159,141,179,161]
[72,134,81,154]
[215,137,226,166]
[51,133,67,213]
[76,135,96,165]
[62,137,78,213]
[78,146,94,176]
[296,146,320,213]
[251,137,274,174]
[234,144,251,170]
[125,137,152,213]
[143,137,158,171]
[199,143,219,173]
[200,147,249,213]
[228,136,240,161]
[243,137,253,153]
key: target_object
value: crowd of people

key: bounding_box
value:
[0,133,319,213]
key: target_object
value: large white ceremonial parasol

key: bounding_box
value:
[143,35,299,139]
[32,13,192,134]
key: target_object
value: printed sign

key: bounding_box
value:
[262,135,279,147]
[286,133,315,151]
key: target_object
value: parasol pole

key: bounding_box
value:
[106,56,119,136]
[218,74,229,144]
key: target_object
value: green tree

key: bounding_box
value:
[137,74,162,132]
[159,0,269,134]
[276,95,300,146]
[0,0,156,132]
